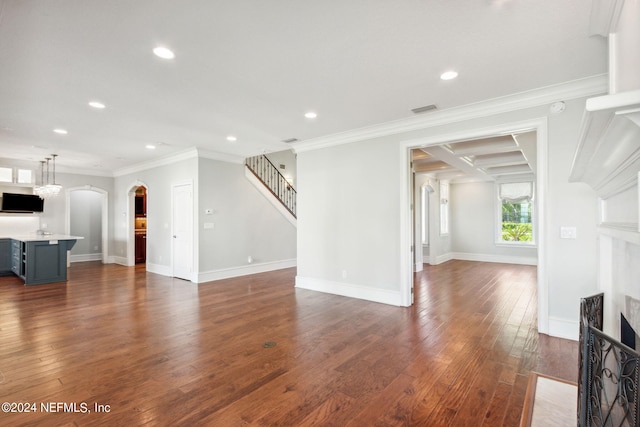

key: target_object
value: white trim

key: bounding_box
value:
[295,276,403,306]
[198,258,296,283]
[423,252,454,266]
[65,185,109,265]
[197,148,244,165]
[548,316,579,341]
[171,180,195,280]
[294,75,606,154]
[70,253,103,263]
[146,262,174,278]
[400,117,549,333]
[112,256,128,266]
[113,147,243,177]
[126,181,149,267]
[536,120,549,335]
[588,0,625,36]
[244,167,297,227]
[449,252,537,266]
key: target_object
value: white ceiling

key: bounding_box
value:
[413,131,537,183]
[0,0,606,174]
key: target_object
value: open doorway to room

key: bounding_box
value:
[401,118,548,333]
[66,186,109,264]
[134,186,147,264]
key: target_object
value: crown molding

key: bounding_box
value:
[112,147,245,177]
[196,148,245,164]
[113,147,200,177]
[292,75,608,154]
[589,0,625,36]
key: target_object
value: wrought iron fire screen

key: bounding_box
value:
[578,293,640,426]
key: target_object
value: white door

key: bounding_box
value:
[172,182,193,280]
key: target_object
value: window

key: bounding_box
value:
[0,167,11,183]
[498,182,534,243]
[0,166,34,184]
[440,181,449,235]
[421,184,430,244]
[17,169,33,184]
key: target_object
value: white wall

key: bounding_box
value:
[297,138,403,304]
[70,189,103,258]
[197,158,296,280]
[113,157,198,272]
[265,149,297,189]
[450,181,537,264]
[38,172,114,240]
[296,95,599,338]
[610,0,640,93]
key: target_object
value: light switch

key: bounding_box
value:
[560,226,577,239]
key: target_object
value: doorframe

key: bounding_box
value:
[398,117,549,334]
[126,181,149,267]
[171,179,195,281]
[65,185,109,265]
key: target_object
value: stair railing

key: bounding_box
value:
[245,155,296,218]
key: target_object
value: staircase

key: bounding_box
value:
[245,155,296,223]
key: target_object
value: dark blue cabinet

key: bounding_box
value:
[1,238,78,285]
[0,239,11,276]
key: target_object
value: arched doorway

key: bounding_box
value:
[65,185,109,264]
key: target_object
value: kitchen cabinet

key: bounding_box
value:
[135,194,146,217]
[0,239,11,276]
[135,232,146,264]
[2,236,81,285]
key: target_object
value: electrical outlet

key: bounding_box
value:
[560,226,577,239]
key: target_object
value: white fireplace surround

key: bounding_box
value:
[570,0,640,339]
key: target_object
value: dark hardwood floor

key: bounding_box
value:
[0,260,576,426]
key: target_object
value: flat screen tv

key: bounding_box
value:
[1,192,44,213]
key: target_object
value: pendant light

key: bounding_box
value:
[34,154,62,199]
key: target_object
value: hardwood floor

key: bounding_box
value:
[0,260,577,426]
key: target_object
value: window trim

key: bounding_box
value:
[495,181,536,246]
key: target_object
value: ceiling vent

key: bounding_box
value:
[411,104,438,114]
[282,138,298,143]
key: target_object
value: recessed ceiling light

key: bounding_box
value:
[304,111,317,119]
[153,46,175,59]
[53,128,68,135]
[88,101,106,109]
[145,144,156,150]
[440,70,458,80]
[226,135,237,142]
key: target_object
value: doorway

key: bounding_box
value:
[401,118,549,334]
[134,186,147,264]
[66,186,109,264]
[171,181,193,281]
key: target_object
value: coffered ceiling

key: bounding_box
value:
[412,131,536,183]
[0,1,606,174]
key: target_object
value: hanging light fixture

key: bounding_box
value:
[34,154,62,199]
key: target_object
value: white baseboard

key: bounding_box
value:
[423,252,537,266]
[450,252,538,266]
[295,276,403,306]
[198,258,296,283]
[146,262,173,278]
[112,256,129,266]
[70,253,102,263]
[423,253,453,265]
[548,316,579,341]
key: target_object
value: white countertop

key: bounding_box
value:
[5,234,84,242]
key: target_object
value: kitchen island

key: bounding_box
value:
[0,234,83,285]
